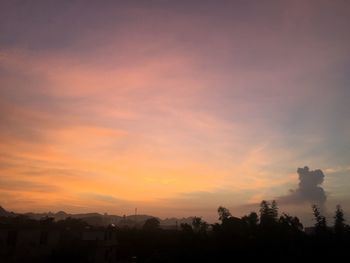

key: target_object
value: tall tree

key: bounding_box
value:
[312,204,327,233]
[334,205,345,234]
[260,200,278,226]
[259,200,270,225]
[270,200,279,221]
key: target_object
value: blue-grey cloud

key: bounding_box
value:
[279,166,326,206]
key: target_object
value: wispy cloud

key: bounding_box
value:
[0,1,349,220]
[0,178,61,193]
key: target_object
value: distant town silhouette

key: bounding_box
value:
[0,200,349,262]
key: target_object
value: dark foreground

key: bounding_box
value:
[1,202,349,262]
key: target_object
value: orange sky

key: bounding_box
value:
[1,1,350,222]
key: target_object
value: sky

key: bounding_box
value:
[0,0,350,224]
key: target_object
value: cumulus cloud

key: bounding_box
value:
[279,166,327,206]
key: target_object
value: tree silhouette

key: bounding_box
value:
[271,200,278,220]
[312,204,327,233]
[334,205,345,234]
[259,200,278,227]
[259,200,269,224]
[192,217,201,229]
[279,213,303,232]
[192,217,208,233]
[217,206,232,222]
[143,217,160,231]
[241,212,259,228]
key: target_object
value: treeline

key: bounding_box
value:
[1,201,350,262]
[116,201,350,262]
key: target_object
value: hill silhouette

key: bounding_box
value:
[0,205,193,228]
[0,206,15,217]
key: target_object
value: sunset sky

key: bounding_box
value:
[1,1,349,223]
